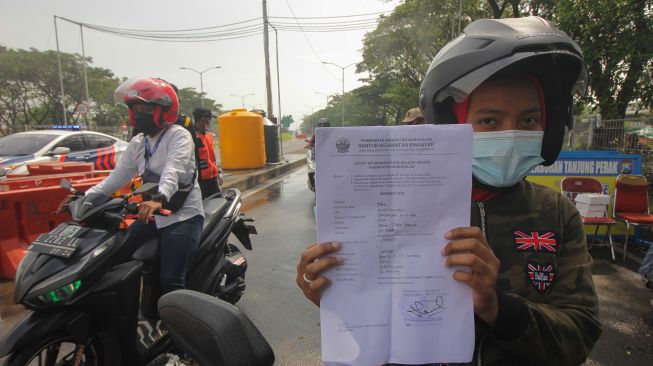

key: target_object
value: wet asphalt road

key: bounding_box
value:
[236,167,322,366]
[1,166,653,365]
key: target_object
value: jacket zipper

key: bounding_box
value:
[477,202,487,235]
[475,201,487,366]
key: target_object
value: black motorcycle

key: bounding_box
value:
[0,179,256,365]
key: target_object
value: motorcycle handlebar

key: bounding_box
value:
[125,203,170,216]
[156,208,171,216]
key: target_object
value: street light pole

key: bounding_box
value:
[179,66,221,106]
[54,16,67,125]
[304,105,318,115]
[322,62,355,127]
[79,25,90,105]
[305,104,319,128]
[231,93,255,108]
[315,91,333,106]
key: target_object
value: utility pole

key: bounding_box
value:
[54,16,68,125]
[269,22,283,157]
[262,0,274,120]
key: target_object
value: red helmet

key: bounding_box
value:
[114,77,179,128]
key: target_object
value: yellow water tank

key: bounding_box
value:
[218,109,266,169]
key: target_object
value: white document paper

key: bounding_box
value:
[316,125,475,366]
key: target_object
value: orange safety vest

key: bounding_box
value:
[196,131,219,180]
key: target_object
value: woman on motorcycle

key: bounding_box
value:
[65,77,204,295]
[295,17,601,366]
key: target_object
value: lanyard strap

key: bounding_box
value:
[143,127,168,159]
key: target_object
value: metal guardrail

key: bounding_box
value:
[566,116,653,177]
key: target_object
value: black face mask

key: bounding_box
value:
[134,111,159,136]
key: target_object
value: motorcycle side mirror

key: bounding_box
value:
[132,182,158,196]
[158,290,275,366]
[46,147,71,156]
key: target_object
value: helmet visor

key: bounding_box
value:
[435,50,587,103]
[113,77,174,107]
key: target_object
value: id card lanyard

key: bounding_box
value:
[144,131,165,158]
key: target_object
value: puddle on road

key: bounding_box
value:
[241,169,308,212]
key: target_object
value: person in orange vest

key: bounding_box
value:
[192,107,222,198]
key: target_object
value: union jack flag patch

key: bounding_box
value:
[513,231,557,253]
[527,263,555,293]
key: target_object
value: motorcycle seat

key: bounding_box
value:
[130,198,229,263]
[202,197,229,231]
[132,236,159,262]
[158,290,275,366]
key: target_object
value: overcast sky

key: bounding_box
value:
[0,0,400,128]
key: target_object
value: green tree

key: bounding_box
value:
[357,1,491,125]
[358,1,446,124]
[85,68,124,127]
[361,0,651,123]
[175,87,222,119]
[281,114,294,130]
[553,0,653,119]
[0,46,125,134]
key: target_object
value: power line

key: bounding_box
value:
[270,17,384,25]
[83,27,264,42]
[55,8,404,44]
[281,0,339,81]
[83,22,262,37]
[269,10,391,19]
[45,23,55,50]
[270,18,380,31]
[271,23,378,32]
[82,23,262,39]
[58,16,262,33]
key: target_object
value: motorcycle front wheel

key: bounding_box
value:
[4,333,116,366]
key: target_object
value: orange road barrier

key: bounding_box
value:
[0,181,94,279]
[0,175,137,279]
[27,162,94,175]
[0,172,108,192]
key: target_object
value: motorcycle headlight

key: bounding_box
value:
[26,238,113,307]
[38,279,82,304]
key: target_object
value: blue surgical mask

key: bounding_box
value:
[472,130,545,187]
